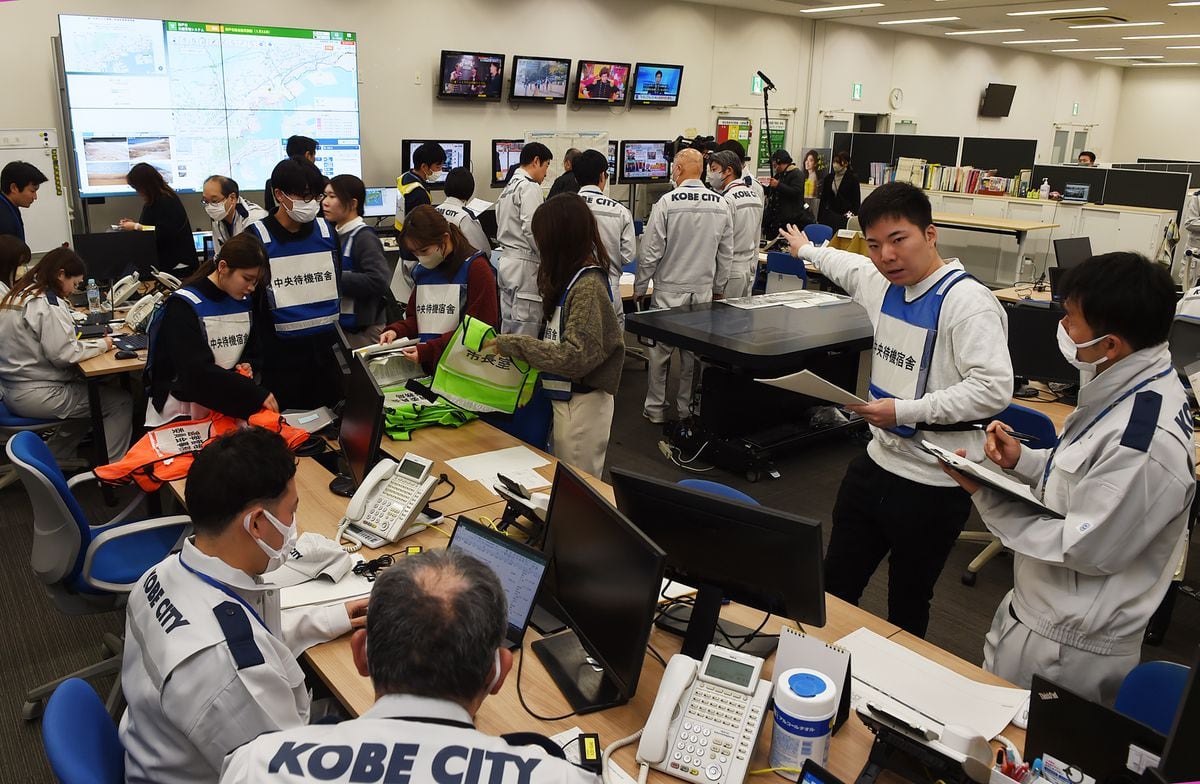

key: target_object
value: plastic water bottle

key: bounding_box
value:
[1038,178,1051,200]
[86,278,101,314]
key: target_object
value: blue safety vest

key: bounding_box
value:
[250,218,340,339]
[171,286,253,369]
[338,224,372,330]
[541,266,613,401]
[411,251,483,341]
[868,268,970,437]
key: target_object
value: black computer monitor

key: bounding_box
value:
[1160,645,1200,783]
[610,468,825,659]
[71,231,157,284]
[437,50,504,102]
[399,140,471,189]
[509,55,571,104]
[1053,236,1093,270]
[619,140,671,184]
[533,463,666,714]
[630,63,684,107]
[330,341,385,496]
[1169,317,1200,376]
[1005,300,1079,387]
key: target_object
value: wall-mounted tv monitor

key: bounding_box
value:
[630,63,683,107]
[574,61,631,105]
[437,51,504,102]
[509,55,571,104]
[399,140,471,189]
[979,83,1017,118]
[608,140,618,181]
[619,140,670,184]
[492,139,524,186]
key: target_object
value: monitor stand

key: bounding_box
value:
[530,630,628,715]
[656,584,780,660]
[328,474,356,498]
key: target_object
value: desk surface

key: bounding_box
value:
[992,285,1052,304]
[77,322,146,378]
[933,213,1059,234]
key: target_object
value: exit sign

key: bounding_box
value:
[752,75,764,95]
[852,82,863,101]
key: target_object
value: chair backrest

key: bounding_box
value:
[765,251,808,294]
[677,479,759,506]
[621,260,637,275]
[7,431,90,587]
[805,224,835,246]
[993,403,1059,450]
[1115,660,1191,736]
[43,678,124,784]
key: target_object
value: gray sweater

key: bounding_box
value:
[339,221,391,330]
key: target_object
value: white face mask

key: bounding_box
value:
[1057,321,1111,382]
[204,198,231,221]
[283,195,321,224]
[416,245,445,269]
[245,507,298,572]
[706,169,726,189]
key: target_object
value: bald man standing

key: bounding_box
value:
[635,148,734,423]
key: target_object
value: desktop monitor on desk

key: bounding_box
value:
[610,468,825,660]
[71,231,157,285]
[1053,236,1093,270]
[1005,300,1079,388]
[328,326,385,496]
[363,186,398,219]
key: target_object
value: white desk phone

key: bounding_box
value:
[630,644,773,784]
[336,453,439,550]
[111,267,182,308]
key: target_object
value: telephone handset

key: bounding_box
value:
[126,293,163,333]
[110,274,141,308]
[636,644,773,784]
[338,453,438,549]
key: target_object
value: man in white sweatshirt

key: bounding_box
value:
[943,253,1193,703]
[780,182,1012,638]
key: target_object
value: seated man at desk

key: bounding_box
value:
[121,428,367,783]
[220,549,600,783]
[780,182,1012,638]
[944,252,1193,704]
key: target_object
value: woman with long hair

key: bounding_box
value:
[818,150,861,231]
[0,234,31,298]
[378,204,497,371]
[120,162,198,274]
[144,233,274,426]
[0,247,131,462]
[489,194,623,476]
[322,174,391,347]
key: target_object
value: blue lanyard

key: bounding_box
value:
[1041,368,1172,487]
[178,554,269,631]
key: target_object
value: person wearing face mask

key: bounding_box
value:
[378,205,498,373]
[636,148,734,423]
[574,149,634,329]
[203,175,268,254]
[941,253,1193,704]
[709,150,764,298]
[818,151,861,232]
[144,233,275,426]
[322,174,390,347]
[219,549,600,784]
[246,156,342,410]
[496,141,553,335]
[121,427,368,784]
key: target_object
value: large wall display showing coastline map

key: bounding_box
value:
[59,15,361,197]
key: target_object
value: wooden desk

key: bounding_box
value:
[992,285,1051,305]
[78,329,146,493]
[932,213,1059,264]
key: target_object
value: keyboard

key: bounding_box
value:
[114,334,149,352]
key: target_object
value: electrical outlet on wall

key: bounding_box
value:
[414,70,423,85]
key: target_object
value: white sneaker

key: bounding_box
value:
[642,410,665,425]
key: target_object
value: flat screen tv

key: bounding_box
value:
[399,140,471,189]
[437,50,504,102]
[509,55,571,104]
[619,140,670,184]
[574,60,631,105]
[492,139,524,187]
[979,83,1017,118]
[630,63,683,107]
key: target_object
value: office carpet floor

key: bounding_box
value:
[1,355,1197,781]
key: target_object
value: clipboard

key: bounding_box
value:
[772,626,853,734]
[920,440,1065,519]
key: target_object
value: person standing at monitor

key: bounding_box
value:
[548,147,581,199]
[1078,150,1097,166]
[203,175,268,255]
[490,195,622,477]
[0,161,47,242]
[246,156,342,410]
[263,135,317,213]
[636,148,734,424]
[709,150,764,299]
[120,163,198,275]
[496,142,552,335]
[943,253,1193,703]
[435,167,491,253]
[818,151,862,232]
[575,149,633,330]
[321,174,390,348]
[779,182,1012,638]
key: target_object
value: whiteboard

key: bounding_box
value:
[0,129,74,254]
[526,131,610,191]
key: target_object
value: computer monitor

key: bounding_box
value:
[437,50,504,102]
[71,231,156,284]
[610,468,825,659]
[630,63,684,107]
[619,140,671,184]
[399,140,471,188]
[979,83,1016,118]
[448,516,550,650]
[607,140,618,181]
[492,139,524,187]
[533,463,666,714]
[331,334,385,495]
[1005,300,1079,387]
[509,55,571,104]
[363,186,398,219]
[1169,317,1200,378]
[1062,183,1091,203]
[1053,236,1093,270]
[573,60,631,105]
[1160,645,1200,782]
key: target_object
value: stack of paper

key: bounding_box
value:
[445,445,551,493]
[722,290,845,310]
[757,370,866,405]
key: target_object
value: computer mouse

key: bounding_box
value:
[115,350,138,360]
[1012,695,1030,729]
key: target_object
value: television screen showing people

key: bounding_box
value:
[620,141,670,182]
[492,139,524,185]
[438,51,504,101]
[575,61,630,104]
[402,140,469,186]
[631,63,683,106]
[510,56,571,102]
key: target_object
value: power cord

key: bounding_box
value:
[514,638,579,723]
[428,473,455,503]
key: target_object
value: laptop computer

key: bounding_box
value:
[448,516,549,650]
[1062,182,1091,204]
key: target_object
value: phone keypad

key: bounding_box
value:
[359,478,423,532]
[666,683,761,781]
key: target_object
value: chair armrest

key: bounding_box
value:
[82,515,192,593]
[66,471,98,490]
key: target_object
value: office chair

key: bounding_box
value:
[42,678,124,784]
[0,400,64,491]
[1115,661,1191,736]
[677,479,759,506]
[959,403,1058,586]
[764,251,809,294]
[804,224,835,246]
[7,430,190,720]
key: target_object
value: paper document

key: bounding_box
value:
[550,728,638,784]
[280,556,373,610]
[619,272,635,285]
[920,440,1064,518]
[465,197,494,214]
[446,446,551,494]
[722,290,847,310]
[757,370,867,406]
[836,628,1027,740]
[354,339,419,357]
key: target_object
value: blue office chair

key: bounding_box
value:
[622,260,637,275]
[0,399,64,491]
[42,678,124,784]
[804,224,835,246]
[483,382,553,453]
[677,479,759,506]
[764,251,808,294]
[1115,661,1191,735]
[959,403,1058,586]
[7,430,190,720]
[634,220,644,236]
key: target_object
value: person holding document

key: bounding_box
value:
[941,252,1193,704]
[779,182,1012,638]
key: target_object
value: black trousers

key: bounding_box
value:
[824,451,973,638]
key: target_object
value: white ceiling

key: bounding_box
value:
[681,0,1200,66]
